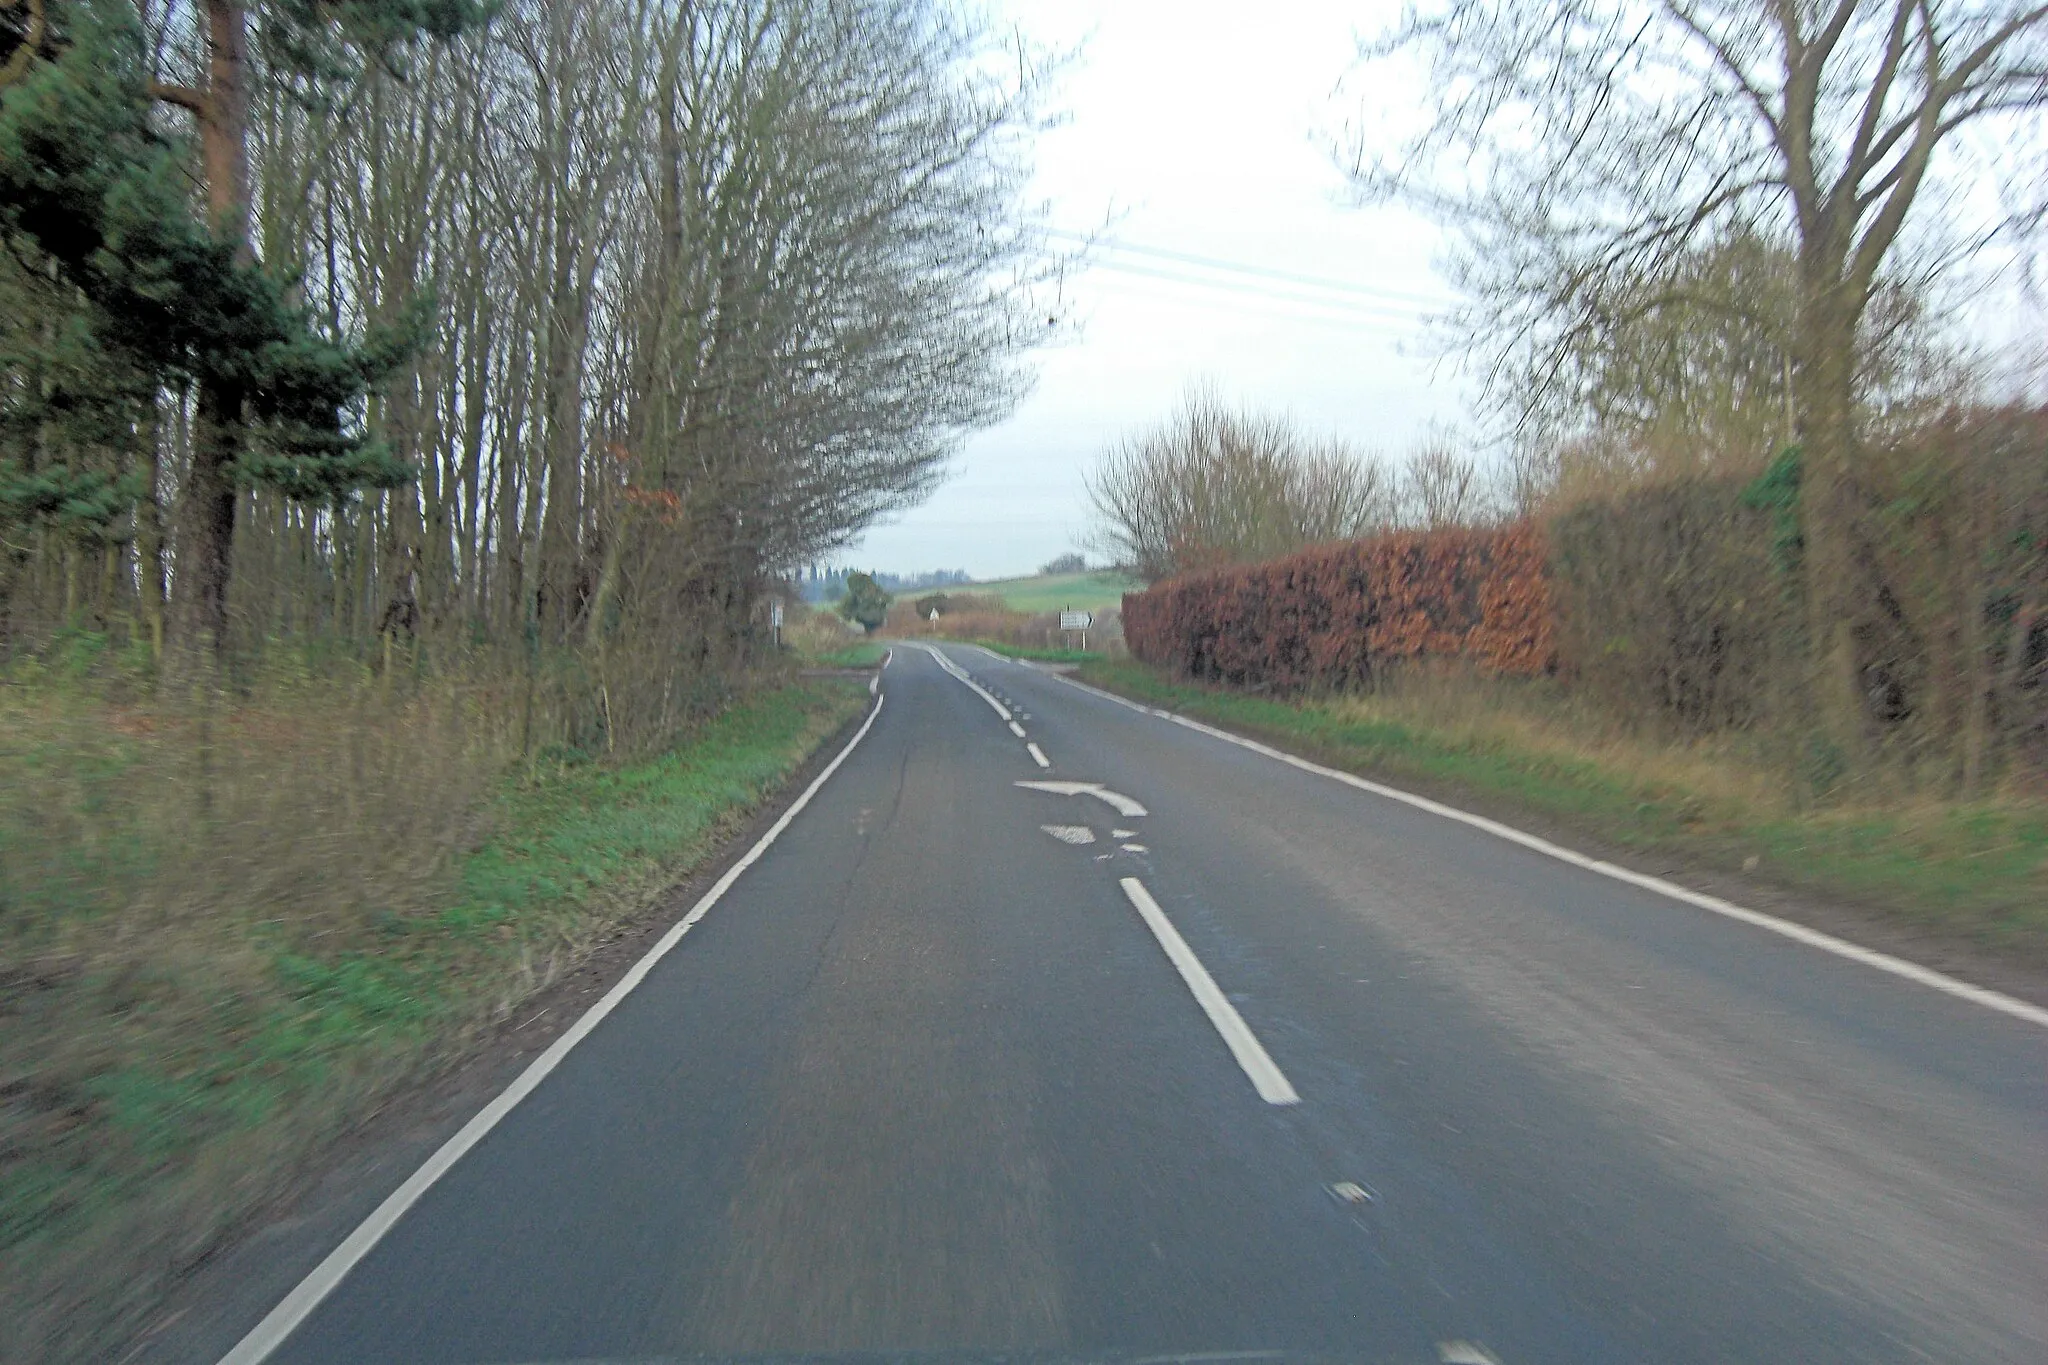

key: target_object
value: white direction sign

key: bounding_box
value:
[1059,610,1092,632]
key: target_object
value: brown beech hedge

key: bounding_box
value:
[1122,525,1555,688]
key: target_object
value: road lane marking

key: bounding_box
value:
[918,643,1012,721]
[215,692,891,1365]
[1042,824,1096,844]
[1119,878,1299,1105]
[1008,720,1026,737]
[1026,742,1051,768]
[1439,1343,1503,1365]
[1050,673,2048,1032]
[1014,779,1147,817]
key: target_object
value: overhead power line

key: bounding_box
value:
[1082,258,1436,329]
[1045,227,1457,310]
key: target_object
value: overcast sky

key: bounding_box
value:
[847,0,1464,580]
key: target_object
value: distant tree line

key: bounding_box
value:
[796,566,971,604]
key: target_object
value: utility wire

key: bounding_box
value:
[1083,258,1436,328]
[1046,227,1456,309]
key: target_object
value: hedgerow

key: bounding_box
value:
[1121,525,1554,688]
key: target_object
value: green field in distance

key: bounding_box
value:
[969,570,1141,614]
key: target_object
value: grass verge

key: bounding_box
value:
[0,674,869,1363]
[807,641,889,668]
[963,640,1100,664]
[1075,659,2048,967]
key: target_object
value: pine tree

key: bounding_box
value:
[0,1,488,657]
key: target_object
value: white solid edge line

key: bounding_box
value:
[1055,674,2048,1032]
[217,691,890,1365]
[918,642,1012,721]
[968,643,1043,672]
[1119,878,1300,1105]
[1027,742,1051,768]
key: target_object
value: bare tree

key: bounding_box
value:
[1399,431,1490,528]
[1342,0,2048,754]
[1087,386,1391,580]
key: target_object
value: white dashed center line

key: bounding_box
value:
[1026,742,1050,768]
[1118,878,1297,1106]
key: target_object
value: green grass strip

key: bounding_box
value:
[964,639,1101,664]
[807,641,889,668]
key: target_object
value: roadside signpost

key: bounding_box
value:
[770,599,783,648]
[1059,609,1092,652]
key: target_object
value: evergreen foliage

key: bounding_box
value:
[836,570,891,632]
[0,1,423,548]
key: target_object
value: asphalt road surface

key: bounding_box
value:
[230,643,2046,1365]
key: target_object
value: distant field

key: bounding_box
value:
[971,570,1141,614]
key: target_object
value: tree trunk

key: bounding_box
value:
[138,407,167,662]
[199,1,252,239]
[174,0,253,659]
[180,379,242,656]
[1792,280,1867,782]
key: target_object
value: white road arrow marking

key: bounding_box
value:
[1013,780,1148,818]
[1439,1344,1504,1365]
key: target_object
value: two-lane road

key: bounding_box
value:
[218,643,2046,1365]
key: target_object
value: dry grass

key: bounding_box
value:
[1,661,518,1360]
[1325,666,1794,822]
[781,600,860,654]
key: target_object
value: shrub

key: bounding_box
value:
[836,571,891,632]
[1548,476,1791,733]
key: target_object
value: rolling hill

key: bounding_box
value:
[969,570,1142,614]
